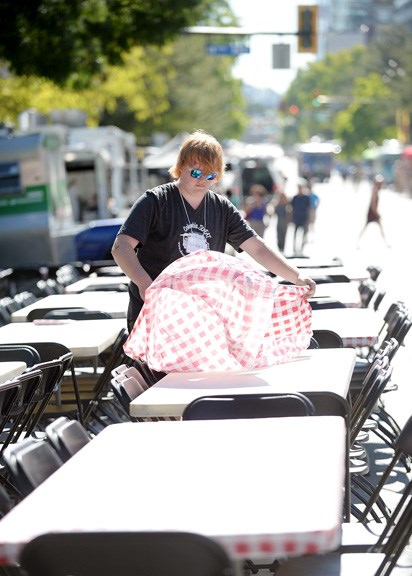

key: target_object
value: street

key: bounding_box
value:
[265,164,412,566]
[266,164,412,429]
[269,157,412,278]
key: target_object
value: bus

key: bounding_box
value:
[295,141,341,182]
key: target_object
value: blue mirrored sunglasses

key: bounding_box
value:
[190,169,217,181]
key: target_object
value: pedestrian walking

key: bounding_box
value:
[358,174,389,246]
[291,182,311,254]
[307,179,320,234]
[274,189,290,253]
[243,183,269,238]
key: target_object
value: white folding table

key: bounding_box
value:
[310,282,362,308]
[64,275,129,294]
[311,308,381,348]
[130,348,356,419]
[0,319,126,359]
[11,292,129,322]
[0,417,346,567]
[0,361,27,384]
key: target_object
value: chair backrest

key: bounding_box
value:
[3,437,63,497]
[45,417,91,462]
[382,308,408,342]
[372,290,386,311]
[0,344,41,367]
[35,279,63,297]
[182,392,315,421]
[0,369,44,455]
[14,341,73,364]
[18,359,65,439]
[378,300,406,337]
[110,376,145,412]
[130,357,165,387]
[27,307,84,322]
[0,379,20,428]
[350,359,393,446]
[392,313,412,347]
[44,309,113,320]
[13,291,38,308]
[311,329,343,348]
[112,365,149,390]
[367,264,382,281]
[327,274,350,283]
[359,412,412,524]
[0,484,13,519]
[358,278,376,308]
[80,283,128,292]
[310,300,347,310]
[20,531,233,576]
[308,337,319,349]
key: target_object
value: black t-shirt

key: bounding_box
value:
[118,182,255,325]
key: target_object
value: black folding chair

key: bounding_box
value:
[18,359,64,438]
[45,417,91,462]
[0,344,41,367]
[275,487,412,576]
[43,309,113,321]
[110,374,147,422]
[0,483,13,518]
[311,329,344,348]
[0,369,44,456]
[8,342,83,426]
[182,392,316,421]
[20,531,233,576]
[26,307,86,322]
[3,436,63,497]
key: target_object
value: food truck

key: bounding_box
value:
[0,123,138,267]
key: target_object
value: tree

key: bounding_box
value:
[280,38,407,156]
[121,36,247,142]
[334,73,396,157]
[0,0,247,143]
[0,0,211,86]
[280,46,368,147]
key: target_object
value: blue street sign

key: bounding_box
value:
[206,44,250,56]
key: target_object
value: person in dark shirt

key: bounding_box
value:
[243,183,269,237]
[291,182,311,255]
[112,130,316,331]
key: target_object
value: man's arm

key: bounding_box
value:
[111,234,152,300]
[240,235,316,296]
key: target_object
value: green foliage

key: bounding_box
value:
[334,73,396,157]
[0,0,247,143]
[134,36,247,141]
[0,0,210,87]
[281,29,412,157]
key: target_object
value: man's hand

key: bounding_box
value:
[296,275,316,298]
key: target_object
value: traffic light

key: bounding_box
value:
[298,5,318,54]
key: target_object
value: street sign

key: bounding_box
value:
[272,44,290,69]
[206,44,250,56]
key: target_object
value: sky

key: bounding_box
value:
[228,0,318,94]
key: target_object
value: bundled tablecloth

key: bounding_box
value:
[124,250,312,372]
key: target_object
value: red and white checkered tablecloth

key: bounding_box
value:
[124,250,312,372]
[341,336,377,348]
